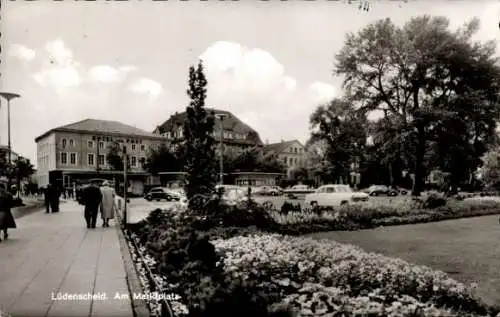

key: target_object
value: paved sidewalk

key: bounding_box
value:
[0,200,134,317]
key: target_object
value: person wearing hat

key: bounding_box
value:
[99,181,116,228]
[0,182,16,241]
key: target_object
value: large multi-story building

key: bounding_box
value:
[34,119,167,193]
[264,140,307,178]
[153,108,263,153]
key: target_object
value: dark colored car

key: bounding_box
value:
[364,185,399,196]
[144,187,181,202]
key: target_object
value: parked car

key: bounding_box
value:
[304,184,369,207]
[363,185,398,196]
[255,186,282,196]
[144,187,181,201]
[285,184,315,194]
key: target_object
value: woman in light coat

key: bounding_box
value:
[99,181,115,227]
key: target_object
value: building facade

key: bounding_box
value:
[263,140,307,178]
[35,119,167,193]
[153,108,263,154]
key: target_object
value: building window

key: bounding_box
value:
[69,139,74,147]
[141,144,145,151]
[60,152,68,164]
[88,141,94,149]
[70,153,77,165]
[97,154,105,166]
[132,144,136,151]
[99,141,104,149]
[283,157,287,164]
[131,156,137,167]
[294,148,298,153]
[62,139,67,149]
[88,153,95,166]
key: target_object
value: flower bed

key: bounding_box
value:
[127,205,500,317]
[269,197,500,235]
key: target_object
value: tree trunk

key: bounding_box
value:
[412,124,426,196]
[388,163,394,187]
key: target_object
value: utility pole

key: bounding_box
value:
[0,92,21,190]
[122,145,128,227]
[96,136,101,176]
[214,113,228,185]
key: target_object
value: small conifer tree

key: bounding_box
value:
[182,60,217,206]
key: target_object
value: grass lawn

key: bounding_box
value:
[307,214,500,307]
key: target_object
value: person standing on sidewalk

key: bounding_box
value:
[99,181,116,228]
[83,183,102,229]
[0,182,16,241]
[50,185,60,213]
[44,185,52,213]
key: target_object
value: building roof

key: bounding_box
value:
[155,108,263,145]
[263,140,304,155]
[35,119,167,142]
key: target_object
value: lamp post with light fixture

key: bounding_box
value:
[214,113,228,185]
[0,92,21,190]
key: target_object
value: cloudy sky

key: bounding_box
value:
[1,0,499,166]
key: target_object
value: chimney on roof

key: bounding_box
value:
[281,139,284,143]
[265,139,269,145]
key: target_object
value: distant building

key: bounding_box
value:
[34,118,167,193]
[0,145,20,163]
[153,108,263,153]
[264,140,307,178]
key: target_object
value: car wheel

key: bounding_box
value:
[340,200,349,206]
[166,196,172,202]
[145,196,152,201]
[310,201,318,207]
[370,192,378,196]
[389,191,397,196]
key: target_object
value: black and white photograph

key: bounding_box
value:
[2,0,500,316]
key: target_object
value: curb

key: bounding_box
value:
[116,221,151,317]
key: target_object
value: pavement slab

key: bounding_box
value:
[0,200,134,317]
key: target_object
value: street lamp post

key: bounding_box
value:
[0,92,21,190]
[214,113,228,185]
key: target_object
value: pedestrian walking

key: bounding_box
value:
[99,181,116,227]
[83,183,102,229]
[44,185,52,213]
[50,185,60,213]
[0,182,16,241]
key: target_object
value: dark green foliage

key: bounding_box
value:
[106,141,125,171]
[183,61,218,205]
[280,202,301,214]
[143,144,180,175]
[331,16,500,195]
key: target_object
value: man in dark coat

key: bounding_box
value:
[0,182,16,241]
[83,183,102,229]
[50,185,60,213]
[44,185,52,213]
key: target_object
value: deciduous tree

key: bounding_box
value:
[335,15,500,195]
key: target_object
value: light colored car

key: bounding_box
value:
[285,184,315,194]
[255,186,282,196]
[304,184,369,207]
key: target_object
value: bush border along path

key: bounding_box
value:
[114,196,153,317]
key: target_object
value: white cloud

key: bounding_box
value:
[310,82,336,104]
[33,39,83,89]
[8,44,35,62]
[88,65,137,83]
[200,41,296,95]
[129,78,162,100]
